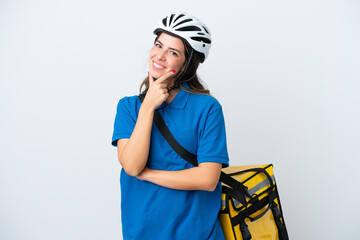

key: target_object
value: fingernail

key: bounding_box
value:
[172,70,176,73]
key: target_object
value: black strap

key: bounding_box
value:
[236,214,252,240]
[227,167,275,195]
[137,94,288,240]
[271,201,289,240]
[231,191,275,225]
[153,110,199,166]
[248,191,276,221]
[138,94,198,166]
[220,172,249,208]
[139,95,251,184]
[231,191,289,240]
[138,94,248,191]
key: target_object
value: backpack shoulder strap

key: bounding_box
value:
[138,94,249,207]
[138,95,198,166]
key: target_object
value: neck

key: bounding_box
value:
[165,87,180,104]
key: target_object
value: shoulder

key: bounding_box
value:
[187,92,223,112]
[116,95,141,113]
[117,95,140,107]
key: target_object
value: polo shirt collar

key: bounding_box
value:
[157,83,190,109]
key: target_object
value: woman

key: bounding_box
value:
[111,13,229,240]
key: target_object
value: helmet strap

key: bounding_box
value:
[168,49,195,92]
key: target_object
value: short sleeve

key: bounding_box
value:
[197,104,229,167]
[111,97,137,147]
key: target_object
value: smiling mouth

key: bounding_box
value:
[153,61,165,70]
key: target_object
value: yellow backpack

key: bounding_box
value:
[219,164,289,240]
[139,102,290,240]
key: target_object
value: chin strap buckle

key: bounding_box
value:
[168,83,180,92]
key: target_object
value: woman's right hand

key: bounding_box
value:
[143,71,175,110]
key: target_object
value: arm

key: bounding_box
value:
[117,71,175,176]
[137,162,223,192]
[116,104,154,176]
[136,99,228,191]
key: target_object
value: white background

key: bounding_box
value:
[1,0,359,239]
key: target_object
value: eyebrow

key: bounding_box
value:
[156,40,182,55]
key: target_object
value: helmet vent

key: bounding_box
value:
[162,18,167,26]
[169,14,175,24]
[174,14,185,23]
[173,18,193,28]
[197,32,205,35]
[190,36,211,44]
[202,26,209,34]
[177,26,202,32]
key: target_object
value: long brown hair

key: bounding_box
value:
[139,32,210,95]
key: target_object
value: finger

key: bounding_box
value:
[159,83,167,89]
[156,70,176,83]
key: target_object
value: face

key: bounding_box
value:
[149,32,186,82]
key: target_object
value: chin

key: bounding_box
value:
[149,70,161,79]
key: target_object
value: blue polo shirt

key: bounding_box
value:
[111,84,229,240]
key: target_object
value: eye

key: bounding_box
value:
[155,43,162,48]
[169,51,178,57]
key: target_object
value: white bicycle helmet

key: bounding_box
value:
[153,13,212,63]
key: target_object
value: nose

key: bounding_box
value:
[156,50,166,61]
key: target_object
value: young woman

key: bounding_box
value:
[111,13,229,240]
